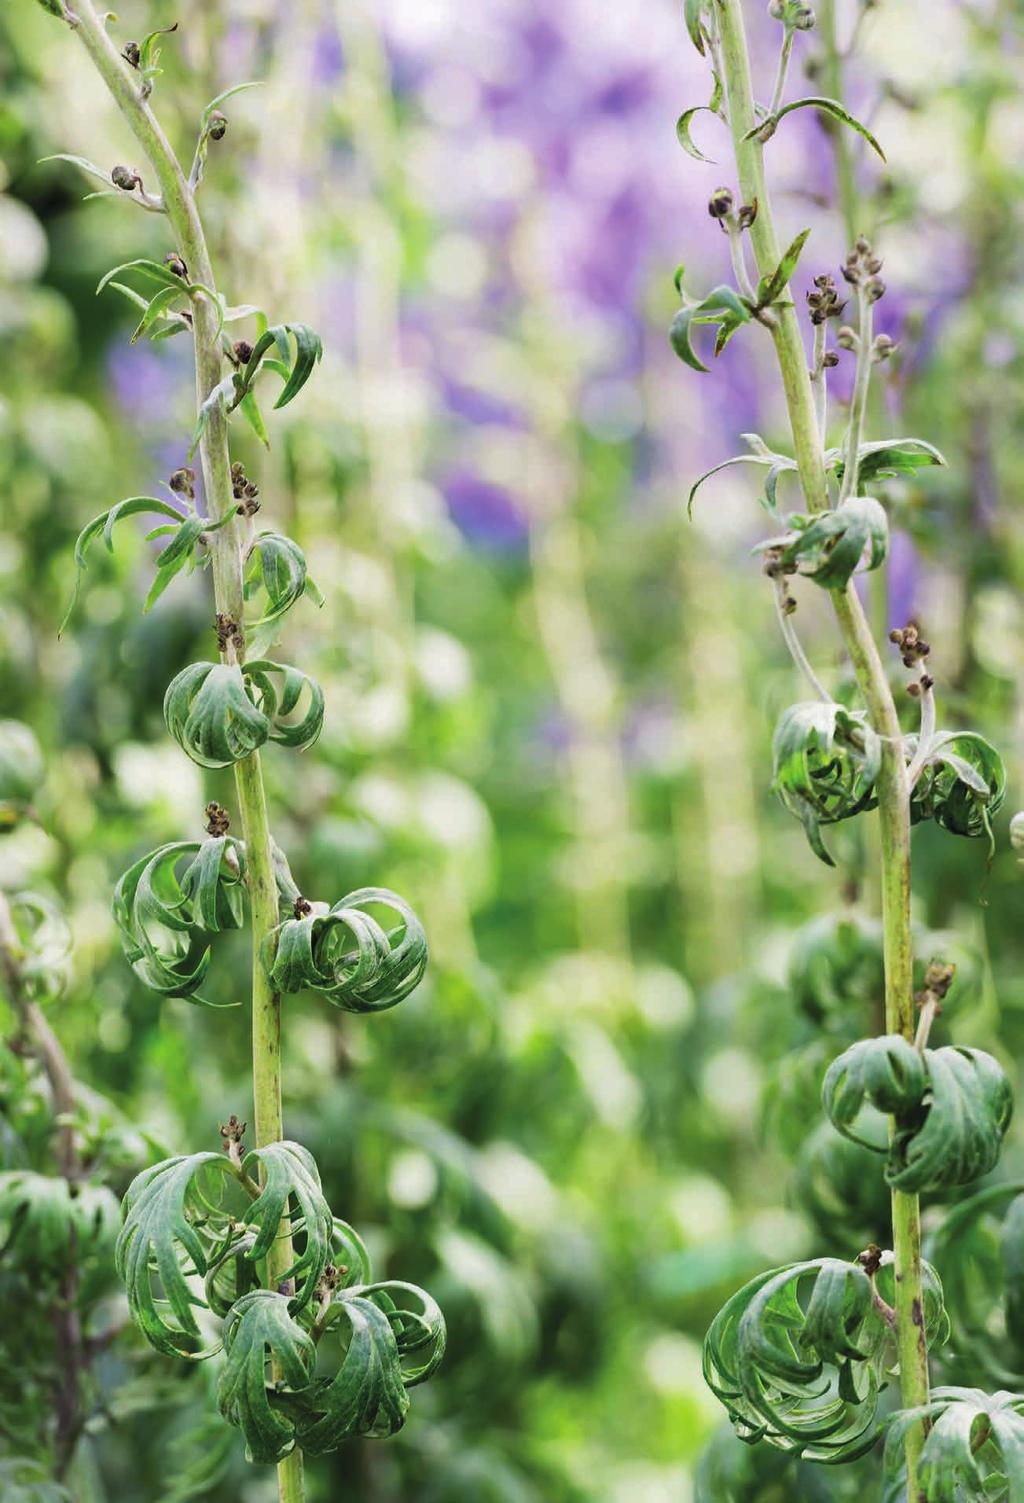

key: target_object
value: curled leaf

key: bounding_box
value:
[884,1388,1024,1503]
[112,836,247,1001]
[240,1141,334,1310]
[745,96,886,160]
[910,731,1006,844]
[824,1036,1013,1193]
[261,887,428,1013]
[758,496,888,591]
[928,1182,1024,1387]
[217,1291,315,1463]
[163,659,324,769]
[771,701,880,865]
[670,285,752,374]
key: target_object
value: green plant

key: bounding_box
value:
[674,3,1013,1498]
[32,5,445,1499]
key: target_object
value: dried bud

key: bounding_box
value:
[205,801,230,836]
[294,896,313,919]
[906,681,922,698]
[840,262,861,286]
[207,111,228,142]
[865,255,883,275]
[857,1244,883,1276]
[164,251,188,279]
[122,40,141,67]
[737,199,758,229]
[872,333,897,363]
[855,235,872,256]
[822,350,839,368]
[233,339,254,366]
[920,960,955,1001]
[864,276,887,303]
[708,186,735,220]
[836,324,858,351]
[111,164,142,192]
[168,466,196,499]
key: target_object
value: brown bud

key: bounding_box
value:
[122,40,141,67]
[836,324,858,350]
[864,276,886,303]
[205,800,230,836]
[164,251,188,279]
[822,350,839,368]
[168,466,196,499]
[737,199,758,229]
[111,164,141,192]
[207,111,228,142]
[708,186,734,220]
[233,339,254,366]
[293,896,313,919]
[872,333,897,362]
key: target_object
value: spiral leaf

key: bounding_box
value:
[704,1256,946,1462]
[242,659,325,751]
[240,1141,334,1310]
[883,1387,1024,1503]
[217,1290,316,1463]
[297,1282,446,1454]
[787,912,884,1027]
[824,1036,1013,1193]
[0,1172,118,1273]
[115,1152,239,1357]
[261,887,428,1013]
[772,701,880,865]
[164,663,271,769]
[112,837,247,1002]
[243,531,324,655]
[910,730,1006,844]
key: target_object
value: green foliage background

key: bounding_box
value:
[2,0,1024,1498]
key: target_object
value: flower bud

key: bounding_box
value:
[233,339,254,365]
[708,187,734,220]
[164,252,188,279]
[737,199,758,229]
[864,276,886,303]
[822,350,839,368]
[768,0,786,16]
[872,333,897,362]
[111,164,141,192]
[122,40,141,67]
[792,5,816,28]
[169,467,196,499]
[207,111,228,142]
[1010,811,1024,851]
[836,325,858,350]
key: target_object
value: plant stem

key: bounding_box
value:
[67,8,303,1498]
[713,0,928,1488]
[768,25,794,117]
[840,287,873,503]
[818,0,859,243]
[772,577,831,703]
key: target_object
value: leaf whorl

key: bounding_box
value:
[910,730,1006,842]
[704,1256,946,1462]
[112,837,247,1002]
[771,702,880,866]
[239,1140,334,1310]
[758,496,888,591]
[884,1387,1024,1503]
[823,1036,1013,1193]
[261,886,428,1013]
[163,659,324,768]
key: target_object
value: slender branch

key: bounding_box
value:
[768,25,795,117]
[66,9,303,1499]
[713,1,928,1489]
[810,318,827,438]
[772,577,832,703]
[907,682,936,789]
[724,218,759,304]
[840,286,873,502]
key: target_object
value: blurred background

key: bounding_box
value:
[2,0,1024,1498]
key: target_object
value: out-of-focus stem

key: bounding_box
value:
[713,1,927,1487]
[840,287,873,502]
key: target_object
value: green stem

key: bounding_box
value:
[67,7,303,1498]
[818,0,860,244]
[713,0,928,1488]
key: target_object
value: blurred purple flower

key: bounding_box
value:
[443,470,529,550]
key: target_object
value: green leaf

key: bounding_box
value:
[164,662,271,769]
[910,731,1006,844]
[927,1182,1024,1387]
[670,285,752,374]
[686,435,798,518]
[138,21,178,76]
[675,75,723,163]
[201,80,262,127]
[217,1290,315,1463]
[884,1388,1024,1503]
[824,1037,1013,1193]
[243,532,318,652]
[163,659,324,768]
[115,1152,238,1356]
[744,96,886,160]
[771,701,880,865]
[60,495,186,634]
[832,436,947,485]
[130,283,190,342]
[189,374,238,459]
[239,390,270,448]
[757,227,811,308]
[240,1141,334,1309]
[112,837,248,1001]
[684,0,706,54]
[97,258,186,296]
[233,322,324,412]
[0,1171,118,1272]
[39,153,110,187]
[261,887,428,1013]
[297,1282,446,1453]
[756,495,888,590]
